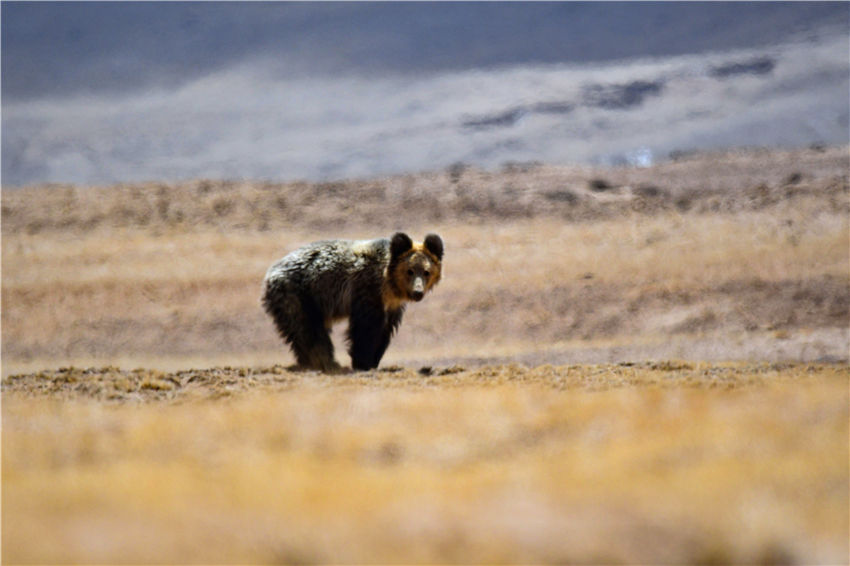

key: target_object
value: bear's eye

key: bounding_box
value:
[424,270,431,278]
[407,269,414,276]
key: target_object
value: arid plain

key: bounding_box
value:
[2,146,848,563]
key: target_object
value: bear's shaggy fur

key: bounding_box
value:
[262,232,443,372]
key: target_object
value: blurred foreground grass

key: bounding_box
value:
[3,363,848,564]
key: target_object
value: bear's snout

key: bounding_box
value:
[410,276,426,301]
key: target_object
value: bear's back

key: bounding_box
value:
[264,238,390,318]
[270,238,387,278]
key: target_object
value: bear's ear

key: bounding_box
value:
[390,232,413,258]
[424,233,443,261]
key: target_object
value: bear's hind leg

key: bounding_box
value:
[293,337,340,373]
[264,285,340,372]
[290,294,340,372]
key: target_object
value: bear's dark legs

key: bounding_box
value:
[347,302,387,371]
[264,284,339,372]
[293,336,339,372]
[347,306,404,370]
[372,308,404,369]
[290,294,339,372]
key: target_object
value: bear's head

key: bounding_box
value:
[386,232,443,305]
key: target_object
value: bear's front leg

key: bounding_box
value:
[372,308,404,369]
[347,301,387,371]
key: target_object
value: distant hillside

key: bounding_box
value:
[3,2,846,100]
[2,2,847,187]
[3,145,847,236]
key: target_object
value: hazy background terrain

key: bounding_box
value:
[2,2,848,186]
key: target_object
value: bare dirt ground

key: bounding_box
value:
[2,146,849,563]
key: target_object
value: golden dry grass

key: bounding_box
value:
[2,210,847,373]
[3,363,849,564]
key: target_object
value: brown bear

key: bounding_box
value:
[262,232,443,372]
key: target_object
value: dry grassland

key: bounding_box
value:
[2,146,849,563]
[3,363,849,564]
